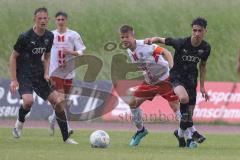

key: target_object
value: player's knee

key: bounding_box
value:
[55,97,65,110]
[179,95,189,104]
[55,96,64,105]
[22,98,34,108]
[126,87,135,96]
[48,91,64,106]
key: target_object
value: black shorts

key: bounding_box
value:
[170,77,197,105]
[17,73,53,100]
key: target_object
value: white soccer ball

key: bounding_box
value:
[90,130,110,148]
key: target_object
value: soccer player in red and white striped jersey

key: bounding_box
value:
[48,11,86,136]
[119,25,180,146]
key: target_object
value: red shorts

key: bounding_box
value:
[50,77,73,94]
[132,78,178,102]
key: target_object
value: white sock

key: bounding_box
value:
[175,110,181,121]
[178,128,185,138]
[185,129,192,139]
[67,121,71,130]
[131,107,144,131]
[188,126,197,133]
[49,111,56,123]
[15,119,24,129]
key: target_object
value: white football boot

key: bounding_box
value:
[12,119,24,138]
[65,138,78,144]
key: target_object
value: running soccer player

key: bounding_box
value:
[119,25,180,146]
[9,7,78,144]
[145,17,211,147]
[48,11,86,136]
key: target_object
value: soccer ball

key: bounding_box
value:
[90,130,110,148]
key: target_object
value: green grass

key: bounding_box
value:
[1,0,240,81]
[0,128,240,160]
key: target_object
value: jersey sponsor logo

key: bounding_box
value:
[32,47,46,54]
[182,55,200,63]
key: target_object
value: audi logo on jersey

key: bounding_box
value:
[32,47,46,54]
[182,55,200,63]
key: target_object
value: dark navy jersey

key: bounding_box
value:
[165,36,211,86]
[14,28,54,77]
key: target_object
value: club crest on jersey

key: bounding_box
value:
[30,41,36,45]
[44,39,49,45]
[183,49,188,54]
[32,47,46,54]
[198,49,204,54]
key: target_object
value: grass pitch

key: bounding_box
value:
[0,128,240,160]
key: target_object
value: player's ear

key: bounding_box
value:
[132,31,135,37]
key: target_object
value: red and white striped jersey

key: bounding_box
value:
[49,28,86,79]
[126,40,169,85]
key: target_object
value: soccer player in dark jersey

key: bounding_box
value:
[9,7,78,144]
[145,17,211,148]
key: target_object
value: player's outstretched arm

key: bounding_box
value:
[144,37,166,45]
[9,50,19,94]
[162,49,173,69]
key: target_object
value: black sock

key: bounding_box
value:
[187,121,193,128]
[138,126,145,132]
[55,111,69,141]
[180,103,189,130]
[180,121,188,130]
[180,103,188,114]
[187,106,193,128]
[18,105,30,123]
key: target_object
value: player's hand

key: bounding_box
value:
[44,74,50,82]
[10,79,19,94]
[200,87,210,101]
[144,37,159,45]
[144,38,154,44]
[63,48,73,55]
[61,61,67,68]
